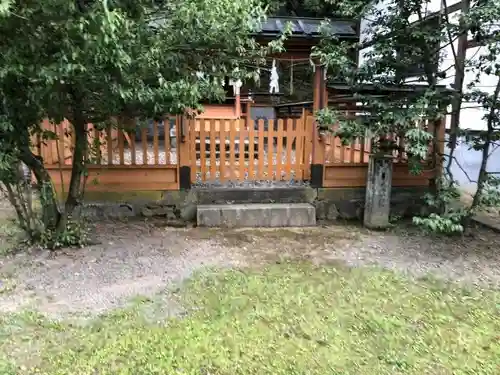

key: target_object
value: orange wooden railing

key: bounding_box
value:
[33,110,445,191]
[34,117,180,192]
[186,116,313,182]
[36,117,178,167]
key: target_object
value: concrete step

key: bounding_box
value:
[195,186,314,205]
[197,203,316,228]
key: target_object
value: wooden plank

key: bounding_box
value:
[276,119,284,180]
[141,127,148,165]
[190,121,198,183]
[219,119,227,181]
[118,129,125,165]
[238,120,245,181]
[48,165,179,192]
[40,120,54,165]
[57,122,66,165]
[248,119,255,180]
[153,120,159,165]
[164,118,171,165]
[285,118,294,180]
[107,125,113,165]
[267,119,274,180]
[322,164,433,187]
[303,115,314,180]
[257,119,265,180]
[199,119,207,181]
[130,132,136,165]
[94,128,102,164]
[340,139,345,164]
[209,119,217,181]
[360,137,366,163]
[293,117,303,179]
[349,138,355,163]
[229,119,236,180]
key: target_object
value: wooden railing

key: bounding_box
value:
[35,117,180,191]
[34,110,445,191]
[37,117,179,167]
[320,112,443,188]
[186,117,312,182]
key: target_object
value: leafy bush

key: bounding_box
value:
[39,217,90,249]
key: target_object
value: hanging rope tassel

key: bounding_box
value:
[269,59,279,94]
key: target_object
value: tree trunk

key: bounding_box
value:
[19,147,61,231]
[56,117,87,234]
[445,0,469,180]
[56,86,88,234]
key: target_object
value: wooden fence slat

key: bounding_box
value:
[199,119,207,181]
[220,119,227,181]
[57,122,66,165]
[360,137,366,163]
[257,119,265,180]
[118,129,125,165]
[248,119,255,180]
[93,128,102,164]
[165,118,171,165]
[141,127,148,165]
[349,138,355,163]
[340,138,345,164]
[303,115,314,180]
[190,120,198,183]
[130,132,136,165]
[293,117,303,179]
[267,119,274,179]
[238,120,245,182]
[229,119,236,180]
[276,119,284,180]
[209,119,217,181]
[285,118,293,180]
[153,121,159,165]
[107,125,113,165]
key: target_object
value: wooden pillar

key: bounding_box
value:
[235,93,241,118]
[311,63,326,188]
[177,115,191,189]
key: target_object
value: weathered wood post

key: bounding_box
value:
[363,152,393,229]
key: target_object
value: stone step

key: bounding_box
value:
[197,203,316,228]
[195,186,314,205]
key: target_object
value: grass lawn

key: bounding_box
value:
[1,262,499,375]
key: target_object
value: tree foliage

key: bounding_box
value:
[0,0,282,247]
[312,0,500,233]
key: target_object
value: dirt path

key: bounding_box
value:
[1,215,499,318]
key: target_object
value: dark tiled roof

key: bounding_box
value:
[255,17,357,39]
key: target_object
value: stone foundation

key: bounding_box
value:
[313,187,429,221]
[79,186,429,223]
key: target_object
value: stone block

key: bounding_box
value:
[197,203,316,228]
[195,186,316,205]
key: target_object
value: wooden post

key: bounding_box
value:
[311,63,326,187]
[178,115,191,189]
[235,93,241,118]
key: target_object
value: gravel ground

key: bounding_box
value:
[1,217,499,318]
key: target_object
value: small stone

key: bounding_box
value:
[164,219,186,228]
[152,207,171,216]
[145,202,162,210]
[141,207,154,217]
[326,204,339,221]
[180,203,197,222]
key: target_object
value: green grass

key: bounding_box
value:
[1,263,499,375]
